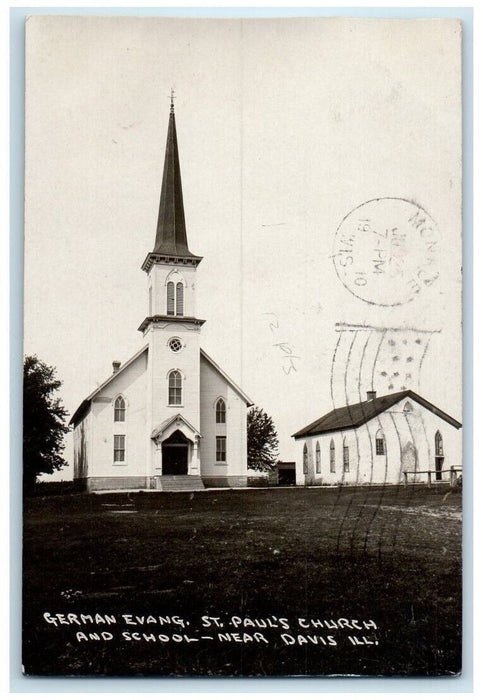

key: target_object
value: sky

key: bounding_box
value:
[24,16,462,479]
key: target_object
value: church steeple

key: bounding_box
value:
[142,95,202,272]
[139,95,205,334]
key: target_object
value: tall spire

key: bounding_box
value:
[151,95,199,260]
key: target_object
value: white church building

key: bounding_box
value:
[71,100,252,491]
[292,390,462,486]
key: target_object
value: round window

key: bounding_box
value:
[168,338,183,353]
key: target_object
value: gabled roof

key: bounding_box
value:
[70,344,252,427]
[200,348,253,406]
[69,345,149,426]
[151,413,201,441]
[292,390,462,439]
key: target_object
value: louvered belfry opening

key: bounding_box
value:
[176,282,184,315]
[167,281,175,315]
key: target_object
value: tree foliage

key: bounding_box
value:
[23,355,70,494]
[247,406,279,472]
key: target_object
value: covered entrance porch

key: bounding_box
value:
[151,414,204,491]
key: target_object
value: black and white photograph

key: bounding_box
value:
[22,15,463,678]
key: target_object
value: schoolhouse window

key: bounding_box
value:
[167,282,175,316]
[216,436,226,462]
[215,398,226,424]
[114,396,126,422]
[330,439,335,472]
[435,431,443,456]
[113,435,126,463]
[375,428,385,455]
[303,443,308,474]
[168,370,182,405]
[176,282,184,316]
[315,442,321,474]
[343,438,349,472]
[403,401,413,413]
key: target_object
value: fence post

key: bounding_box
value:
[403,471,408,487]
[427,471,432,488]
[450,466,455,486]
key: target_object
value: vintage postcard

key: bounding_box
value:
[23,16,462,677]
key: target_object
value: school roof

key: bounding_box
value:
[292,390,462,439]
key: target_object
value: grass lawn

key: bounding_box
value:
[22,484,462,677]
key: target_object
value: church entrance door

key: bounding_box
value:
[162,430,189,475]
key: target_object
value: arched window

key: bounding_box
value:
[330,439,335,472]
[168,370,182,405]
[403,401,413,413]
[176,282,184,316]
[435,430,443,456]
[375,428,385,455]
[167,282,175,316]
[114,396,126,422]
[343,437,349,472]
[315,442,321,474]
[303,443,308,474]
[215,398,226,424]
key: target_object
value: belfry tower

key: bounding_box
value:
[139,95,205,485]
[71,93,252,492]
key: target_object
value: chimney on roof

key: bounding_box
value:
[367,390,376,401]
[112,361,121,374]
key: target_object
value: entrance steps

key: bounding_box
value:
[156,475,205,492]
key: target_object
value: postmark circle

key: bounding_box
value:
[332,198,440,306]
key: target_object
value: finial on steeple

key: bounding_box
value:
[170,88,175,113]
